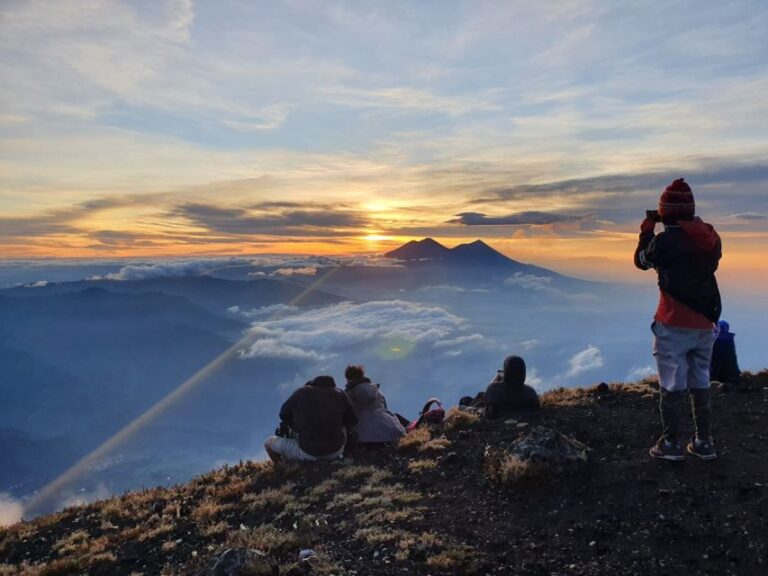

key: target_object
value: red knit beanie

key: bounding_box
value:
[659,178,695,223]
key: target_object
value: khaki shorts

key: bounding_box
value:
[264,435,344,461]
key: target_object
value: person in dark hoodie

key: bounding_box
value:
[264,375,357,462]
[635,178,722,461]
[484,355,540,418]
[710,320,742,391]
[344,365,406,444]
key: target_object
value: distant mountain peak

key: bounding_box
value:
[385,238,513,266]
[384,238,451,260]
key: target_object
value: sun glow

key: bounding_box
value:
[363,234,394,242]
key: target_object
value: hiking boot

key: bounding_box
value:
[687,437,717,460]
[649,437,684,461]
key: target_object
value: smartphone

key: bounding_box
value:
[646,209,661,222]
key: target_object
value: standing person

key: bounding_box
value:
[344,365,406,444]
[634,178,722,461]
[264,375,357,462]
[710,320,742,391]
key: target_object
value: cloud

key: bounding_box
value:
[240,300,467,362]
[451,211,584,226]
[526,368,545,391]
[171,203,369,237]
[566,345,604,377]
[504,273,554,290]
[732,212,766,220]
[244,338,330,361]
[271,267,317,277]
[222,104,290,132]
[433,333,485,349]
[517,339,540,351]
[626,365,656,381]
[229,304,300,319]
[93,257,251,280]
[469,160,768,225]
[504,272,597,303]
[0,494,24,527]
[322,85,503,116]
[418,285,490,294]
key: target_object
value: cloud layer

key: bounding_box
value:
[238,300,467,362]
[0,494,23,527]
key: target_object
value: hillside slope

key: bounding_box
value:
[2,371,767,575]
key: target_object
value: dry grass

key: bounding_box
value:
[426,544,480,571]
[443,406,480,430]
[243,484,294,513]
[200,521,229,538]
[354,527,408,545]
[190,499,229,527]
[356,507,426,525]
[485,450,549,487]
[52,531,91,557]
[303,478,340,503]
[540,386,589,408]
[407,458,438,474]
[215,478,252,503]
[226,524,300,555]
[397,427,451,452]
[396,426,431,450]
[331,465,378,481]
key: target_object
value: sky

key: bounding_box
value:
[1,0,767,287]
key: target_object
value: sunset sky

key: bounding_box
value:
[1,0,767,287]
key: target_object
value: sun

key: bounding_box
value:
[363,234,393,242]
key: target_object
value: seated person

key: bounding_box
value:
[264,375,357,462]
[344,365,406,444]
[484,355,540,418]
[710,320,742,390]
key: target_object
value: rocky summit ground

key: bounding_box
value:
[2,371,767,576]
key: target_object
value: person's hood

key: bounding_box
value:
[678,217,720,252]
[503,355,526,387]
[345,376,371,390]
[309,375,336,388]
[715,321,734,342]
[347,379,378,404]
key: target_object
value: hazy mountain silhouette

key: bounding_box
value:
[0,276,343,316]
[385,237,452,261]
[385,238,568,275]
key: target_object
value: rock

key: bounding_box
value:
[509,426,589,469]
[196,548,279,576]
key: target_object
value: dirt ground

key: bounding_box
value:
[2,370,766,576]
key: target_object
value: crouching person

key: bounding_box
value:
[265,375,357,462]
[711,320,742,391]
[484,355,540,418]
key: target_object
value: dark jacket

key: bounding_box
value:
[346,377,406,443]
[484,355,540,418]
[711,327,741,383]
[279,376,358,457]
[634,218,722,323]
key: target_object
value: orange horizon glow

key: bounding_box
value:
[3,230,766,291]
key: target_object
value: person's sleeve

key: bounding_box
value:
[710,234,723,273]
[634,232,657,270]
[343,393,358,428]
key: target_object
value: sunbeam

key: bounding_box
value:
[22,268,342,517]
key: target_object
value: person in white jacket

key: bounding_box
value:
[344,365,406,444]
